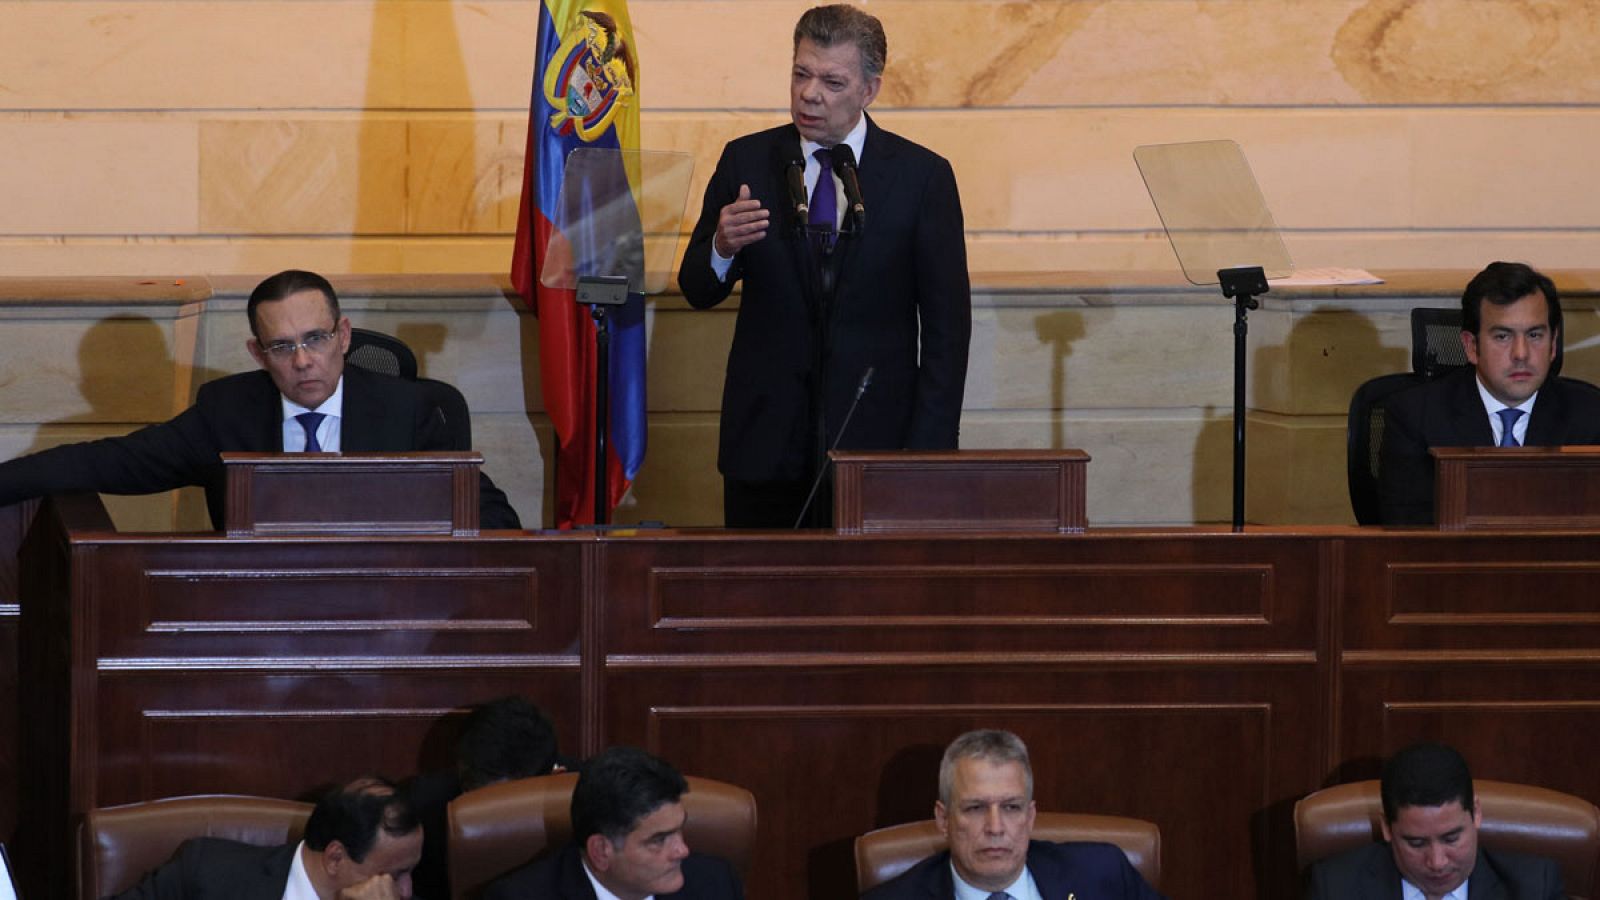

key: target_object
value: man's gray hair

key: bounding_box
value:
[938,729,1034,807]
[793,4,888,80]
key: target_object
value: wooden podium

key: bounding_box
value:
[222,451,483,536]
[1434,445,1600,529]
[832,449,1089,534]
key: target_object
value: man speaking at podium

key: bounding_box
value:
[679,4,971,528]
[0,269,521,530]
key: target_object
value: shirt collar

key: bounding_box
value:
[281,375,346,421]
[581,858,649,900]
[281,842,319,900]
[800,113,868,167]
[949,861,1039,900]
[1401,875,1469,900]
[1474,372,1538,417]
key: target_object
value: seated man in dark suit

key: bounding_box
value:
[407,696,569,900]
[863,729,1163,900]
[114,776,423,900]
[484,746,743,900]
[1306,742,1562,900]
[1380,261,1600,524]
[0,269,521,529]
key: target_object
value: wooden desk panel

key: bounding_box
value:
[19,507,1600,900]
[603,663,1324,900]
[599,533,1325,658]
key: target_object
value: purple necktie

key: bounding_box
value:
[809,147,837,252]
[1496,407,1523,447]
[297,411,325,452]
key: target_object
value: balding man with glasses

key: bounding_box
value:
[0,269,520,529]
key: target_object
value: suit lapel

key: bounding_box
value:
[339,367,382,452]
[560,846,602,900]
[1447,372,1495,445]
[246,843,297,900]
[1466,848,1507,900]
[1525,380,1566,446]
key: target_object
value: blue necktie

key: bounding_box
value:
[986,893,1012,900]
[297,411,326,452]
[809,147,837,252]
[1496,407,1523,447]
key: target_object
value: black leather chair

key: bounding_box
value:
[345,327,419,381]
[1346,372,1426,525]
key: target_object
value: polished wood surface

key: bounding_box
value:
[1434,445,1600,530]
[11,502,1600,900]
[832,450,1089,534]
[222,452,484,536]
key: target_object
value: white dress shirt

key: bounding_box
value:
[280,376,345,452]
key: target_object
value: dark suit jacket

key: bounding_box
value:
[861,840,1165,900]
[483,844,743,900]
[1305,842,1563,900]
[678,116,971,484]
[110,838,296,900]
[1379,368,1600,524]
[0,365,521,529]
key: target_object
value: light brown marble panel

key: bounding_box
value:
[199,118,409,233]
[0,120,199,234]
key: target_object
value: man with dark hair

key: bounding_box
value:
[407,697,566,900]
[679,3,971,528]
[1306,742,1562,899]
[1379,260,1600,524]
[484,746,742,900]
[113,776,423,900]
[864,729,1163,900]
[0,269,520,529]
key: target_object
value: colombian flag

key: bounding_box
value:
[511,0,645,528]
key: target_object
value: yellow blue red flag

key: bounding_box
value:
[511,0,643,528]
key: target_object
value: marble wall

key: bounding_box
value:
[3,1,1600,274]
[4,1,1600,527]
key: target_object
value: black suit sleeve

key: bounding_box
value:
[678,144,744,311]
[905,154,971,449]
[0,402,220,509]
[410,391,522,530]
[1378,394,1435,525]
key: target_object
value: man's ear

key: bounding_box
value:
[933,801,949,838]
[247,337,267,368]
[335,316,352,356]
[584,833,615,873]
[862,74,882,108]
[1461,330,1479,367]
[321,840,350,875]
[1379,817,1393,845]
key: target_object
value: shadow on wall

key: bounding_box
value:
[1191,309,1404,525]
[21,317,226,531]
[1034,309,1087,452]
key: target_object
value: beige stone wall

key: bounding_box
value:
[5,2,1600,528]
[4,1,1600,274]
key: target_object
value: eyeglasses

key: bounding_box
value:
[260,330,336,359]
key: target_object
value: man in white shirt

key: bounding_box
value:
[863,730,1164,900]
[1305,742,1562,900]
[113,776,422,900]
[1379,261,1600,524]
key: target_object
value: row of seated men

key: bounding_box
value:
[91,702,1566,900]
[0,260,1593,533]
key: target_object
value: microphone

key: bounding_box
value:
[792,366,875,528]
[831,143,865,231]
[775,143,809,223]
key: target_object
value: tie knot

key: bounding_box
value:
[986,893,1012,900]
[813,147,833,169]
[1496,407,1524,447]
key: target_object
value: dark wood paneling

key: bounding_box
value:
[603,664,1324,900]
[93,671,582,806]
[1342,533,1600,650]
[601,534,1323,658]
[1336,666,1600,803]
